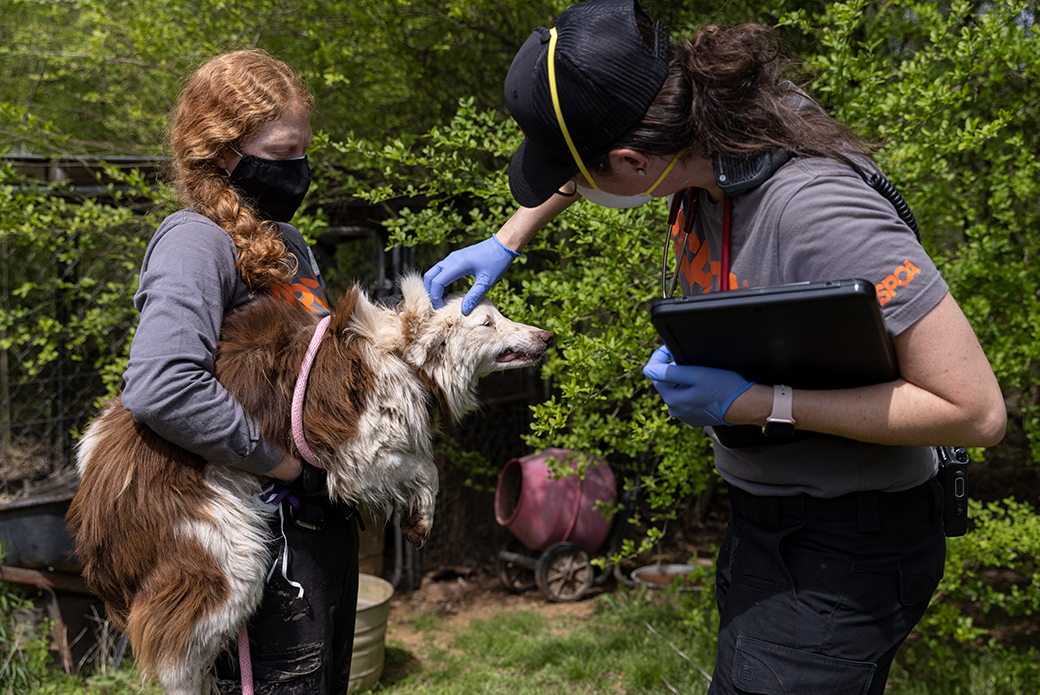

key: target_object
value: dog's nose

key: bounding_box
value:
[538,330,555,347]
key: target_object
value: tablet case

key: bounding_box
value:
[649,278,898,448]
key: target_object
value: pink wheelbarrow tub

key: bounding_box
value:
[494,448,633,601]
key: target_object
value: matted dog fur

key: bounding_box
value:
[67,275,553,694]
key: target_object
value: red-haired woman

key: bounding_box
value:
[121,49,356,694]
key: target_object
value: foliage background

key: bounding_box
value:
[1,0,1038,687]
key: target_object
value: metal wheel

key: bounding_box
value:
[535,542,593,602]
[496,538,537,593]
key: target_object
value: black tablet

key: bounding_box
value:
[649,278,899,447]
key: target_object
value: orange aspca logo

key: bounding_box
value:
[270,277,329,314]
[876,260,922,306]
[670,209,748,294]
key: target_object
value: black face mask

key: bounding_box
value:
[228,154,311,223]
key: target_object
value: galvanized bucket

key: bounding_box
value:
[348,573,394,692]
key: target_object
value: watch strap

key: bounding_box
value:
[769,384,793,421]
[762,384,796,437]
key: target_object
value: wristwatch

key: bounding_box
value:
[763,384,796,438]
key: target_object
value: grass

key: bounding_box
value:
[14,581,1040,694]
[373,587,716,695]
[365,581,1040,695]
[29,670,160,695]
[886,644,1040,695]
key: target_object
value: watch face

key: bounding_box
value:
[764,420,796,438]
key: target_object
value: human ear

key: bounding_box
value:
[214,145,242,174]
[608,148,652,178]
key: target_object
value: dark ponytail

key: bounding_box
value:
[591,23,869,173]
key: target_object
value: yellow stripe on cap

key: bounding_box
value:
[548,27,600,190]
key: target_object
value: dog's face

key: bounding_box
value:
[407,295,554,383]
[395,275,553,421]
[438,296,555,377]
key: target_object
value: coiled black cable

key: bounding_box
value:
[856,169,920,241]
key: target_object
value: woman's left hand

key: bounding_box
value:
[643,345,755,427]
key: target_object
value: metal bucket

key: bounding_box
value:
[631,563,710,592]
[348,573,394,693]
[494,448,616,553]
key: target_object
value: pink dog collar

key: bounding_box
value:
[291,315,330,469]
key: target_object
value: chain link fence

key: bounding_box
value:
[1,232,142,477]
[1,156,159,493]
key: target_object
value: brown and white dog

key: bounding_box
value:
[66,274,553,695]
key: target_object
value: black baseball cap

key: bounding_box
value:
[504,0,670,208]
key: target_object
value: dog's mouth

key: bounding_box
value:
[495,349,545,365]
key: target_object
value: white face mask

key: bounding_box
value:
[574,150,684,209]
[575,185,653,208]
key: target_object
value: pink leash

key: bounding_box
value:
[238,622,253,695]
[240,314,331,694]
[291,315,331,469]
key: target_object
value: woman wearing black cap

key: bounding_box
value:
[424,1,1005,693]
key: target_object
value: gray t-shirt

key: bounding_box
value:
[121,209,327,475]
[672,156,947,497]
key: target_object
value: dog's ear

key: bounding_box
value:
[329,287,360,335]
[399,274,433,318]
[398,273,466,366]
[404,313,452,365]
[397,274,433,348]
[331,285,380,341]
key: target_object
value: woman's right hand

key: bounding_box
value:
[423,234,519,314]
[423,185,581,314]
[265,451,304,482]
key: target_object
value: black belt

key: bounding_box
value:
[287,496,362,531]
[728,477,943,533]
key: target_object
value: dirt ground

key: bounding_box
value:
[384,503,730,659]
[386,570,605,657]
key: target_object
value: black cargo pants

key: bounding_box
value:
[213,492,360,695]
[709,478,946,695]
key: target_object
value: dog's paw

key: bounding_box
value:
[400,511,431,549]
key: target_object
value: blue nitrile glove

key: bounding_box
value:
[423,235,520,315]
[642,345,755,428]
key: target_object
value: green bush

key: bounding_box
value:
[780,0,1040,461]
[0,156,170,470]
[902,497,1040,687]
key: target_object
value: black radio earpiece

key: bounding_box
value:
[712,150,796,196]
